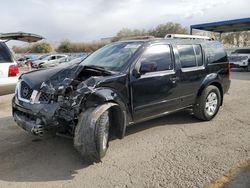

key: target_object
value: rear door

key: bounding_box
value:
[130,44,181,122]
[174,44,206,107]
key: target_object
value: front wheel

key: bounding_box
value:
[193,85,221,121]
[95,110,110,158]
[74,107,111,163]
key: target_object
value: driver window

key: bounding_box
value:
[139,45,173,73]
[51,56,56,60]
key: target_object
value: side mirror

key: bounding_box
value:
[140,61,157,74]
[132,69,140,78]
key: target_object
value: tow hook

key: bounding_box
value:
[31,125,44,136]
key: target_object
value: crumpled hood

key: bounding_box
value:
[20,63,81,90]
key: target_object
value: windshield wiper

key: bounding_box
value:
[83,65,115,75]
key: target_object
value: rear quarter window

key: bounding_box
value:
[205,42,227,64]
[0,42,13,63]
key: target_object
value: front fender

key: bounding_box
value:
[85,87,132,123]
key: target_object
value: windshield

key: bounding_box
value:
[80,41,143,71]
[39,54,49,60]
[41,55,51,60]
[233,49,250,54]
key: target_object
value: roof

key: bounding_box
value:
[190,17,250,33]
[120,38,218,45]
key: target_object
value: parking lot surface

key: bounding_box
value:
[0,70,249,188]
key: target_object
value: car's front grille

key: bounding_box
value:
[20,81,33,100]
[39,92,51,103]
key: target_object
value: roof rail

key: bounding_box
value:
[165,34,211,40]
[119,35,155,41]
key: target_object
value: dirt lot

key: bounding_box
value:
[0,70,249,188]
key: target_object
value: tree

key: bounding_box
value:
[222,31,250,47]
[112,28,149,41]
[112,22,188,41]
[56,40,107,53]
[149,22,188,37]
[56,40,71,53]
[31,42,52,53]
[12,42,52,53]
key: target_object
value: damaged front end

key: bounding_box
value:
[12,64,113,136]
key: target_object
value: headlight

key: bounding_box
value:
[15,80,21,95]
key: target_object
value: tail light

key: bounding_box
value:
[228,63,230,80]
[8,64,19,77]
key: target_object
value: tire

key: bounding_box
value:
[193,85,221,121]
[95,111,110,158]
[38,63,44,68]
[246,63,250,72]
[74,106,111,163]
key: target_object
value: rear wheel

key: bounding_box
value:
[193,85,221,121]
[246,63,250,72]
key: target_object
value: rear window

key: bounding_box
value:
[0,42,13,63]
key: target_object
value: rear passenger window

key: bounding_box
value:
[140,45,173,72]
[0,43,12,63]
[177,45,203,68]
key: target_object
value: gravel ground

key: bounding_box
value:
[0,70,249,188]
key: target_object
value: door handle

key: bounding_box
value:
[170,76,178,83]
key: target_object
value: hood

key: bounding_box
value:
[21,63,119,93]
[21,63,80,90]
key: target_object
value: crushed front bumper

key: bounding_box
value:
[12,96,61,135]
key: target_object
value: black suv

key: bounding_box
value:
[12,37,230,162]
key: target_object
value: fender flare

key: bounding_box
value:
[196,73,224,105]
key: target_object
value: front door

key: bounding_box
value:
[130,44,181,122]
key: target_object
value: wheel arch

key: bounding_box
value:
[197,75,224,106]
[84,88,129,139]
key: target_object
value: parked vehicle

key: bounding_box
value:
[228,48,250,71]
[0,32,43,95]
[63,55,87,65]
[24,54,49,67]
[12,36,230,162]
[32,54,69,68]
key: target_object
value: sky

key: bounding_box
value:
[1,0,249,46]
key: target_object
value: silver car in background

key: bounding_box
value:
[32,54,69,68]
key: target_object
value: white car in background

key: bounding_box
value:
[0,32,43,96]
[32,54,69,68]
[229,48,250,71]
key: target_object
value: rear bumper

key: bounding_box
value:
[230,62,247,68]
[0,76,18,95]
[223,79,231,94]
